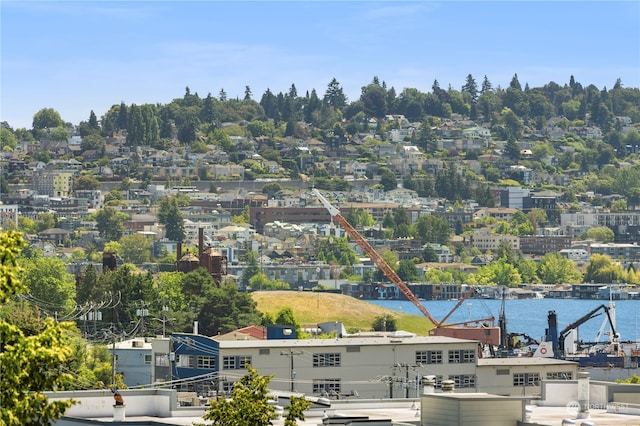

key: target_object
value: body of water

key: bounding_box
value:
[367,298,640,344]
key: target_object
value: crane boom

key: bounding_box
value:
[312,189,440,327]
[558,304,618,354]
[438,287,477,326]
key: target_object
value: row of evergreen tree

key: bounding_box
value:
[83,74,639,147]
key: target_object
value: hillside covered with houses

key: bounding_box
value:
[1,73,640,330]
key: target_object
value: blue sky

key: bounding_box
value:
[2,1,639,129]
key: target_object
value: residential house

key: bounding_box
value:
[559,248,590,263]
[216,225,255,243]
[387,128,414,142]
[462,126,491,140]
[75,190,102,209]
[38,227,71,245]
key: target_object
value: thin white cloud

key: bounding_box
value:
[359,2,438,21]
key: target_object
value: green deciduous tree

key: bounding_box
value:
[0,231,27,303]
[579,226,615,243]
[583,254,625,284]
[397,260,420,282]
[476,259,522,287]
[379,167,397,191]
[76,264,97,305]
[274,307,299,327]
[94,207,128,241]
[412,214,451,245]
[421,245,439,262]
[248,272,289,290]
[74,174,101,190]
[36,212,57,232]
[316,237,357,266]
[372,314,397,332]
[199,366,310,426]
[0,231,76,425]
[517,258,541,284]
[346,208,375,227]
[537,253,582,284]
[21,257,77,314]
[49,126,69,142]
[119,233,152,264]
[0,127,17,150]
[198,282,262,336]
[32,108,64,130]
[231,205,251,225]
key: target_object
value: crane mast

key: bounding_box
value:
[313,189,440,327]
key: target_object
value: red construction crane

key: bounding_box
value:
[313,189,501,345]
[313,189,440,327]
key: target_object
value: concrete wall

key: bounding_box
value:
[45,389,176,419]
[421,393,525,426]
[538,381,578,406]
[539,379,640,407]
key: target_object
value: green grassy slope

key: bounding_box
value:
[251,290,433,335]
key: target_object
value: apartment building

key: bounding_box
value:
[466,230,520,252]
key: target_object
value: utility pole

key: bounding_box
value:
[136,301,149,337]
[154,305,175,338]
[111,322,116,388]
[110,291,121,388]
[280,348,303,392]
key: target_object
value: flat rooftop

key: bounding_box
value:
[62,401,639,426]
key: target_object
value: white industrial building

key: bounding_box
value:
[151,331,579,400]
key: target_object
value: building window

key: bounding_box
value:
[496,369,510,375]
[259,348,270,355]
[463,349,475,363]
[223,356,252,370]
[513,373,540,387]
[448,349,475,364]
[313,353,341,367]
[313,379,341,396]
[346,346,360,353]
[546,372,572,380]
[223,356,236,370]
[197,356,216,369]
[449,374,476,388]
[144,354,152,365]
[239,356,251,369]
[176,354,194,368]
[416,350,443,364]
[155,353,169,367]
[222,381,234,394]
